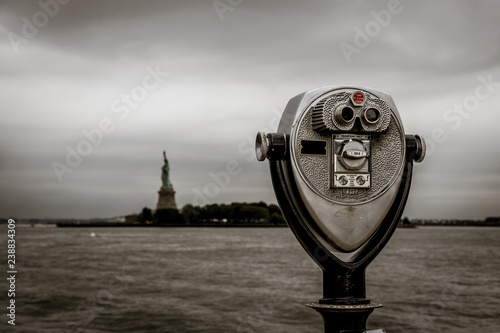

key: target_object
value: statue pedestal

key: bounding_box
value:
[156,187,177,210]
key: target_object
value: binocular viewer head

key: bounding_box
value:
[256,86,425,264]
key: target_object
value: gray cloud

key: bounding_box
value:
[1,0,499,219]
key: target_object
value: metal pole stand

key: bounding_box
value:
[306,302,382,333]
[304,269,384,333]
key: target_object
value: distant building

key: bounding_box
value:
[125,214,139,223]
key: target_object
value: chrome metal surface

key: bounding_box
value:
[414,134,426,163]
[282,86,406,252]
[255,132,287,161]
[255,131,269,161]
[310,88,392,133]
[291,88,405,205]
[306,302,383,310]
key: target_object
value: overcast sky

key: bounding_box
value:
[0,0,499,219]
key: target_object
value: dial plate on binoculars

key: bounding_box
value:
[292,89,404,205]
[332,135,371,189]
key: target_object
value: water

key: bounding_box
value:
[1,226,499,333]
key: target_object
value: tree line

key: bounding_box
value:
[136,202,286,225]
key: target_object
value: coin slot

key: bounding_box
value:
[300,140,327,155]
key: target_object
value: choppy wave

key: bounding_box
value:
[2,226,499,332]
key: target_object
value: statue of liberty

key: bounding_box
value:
[161,151,173,189]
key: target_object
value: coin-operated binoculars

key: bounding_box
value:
[256,86,425,333]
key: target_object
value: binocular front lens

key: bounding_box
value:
[363,108,380,123]
[335,106,355,124]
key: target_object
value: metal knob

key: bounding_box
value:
[414,134,426,163]
[255,132,287,161]
[338,139,369,170]
[255,131,270,161]
[405,134,426,163]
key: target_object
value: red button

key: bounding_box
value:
[352,91,365,105]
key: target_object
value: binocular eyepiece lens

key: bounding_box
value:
[364,108,380,123]
[342,107,354,121]
[335,106,381,126]
[335,106,355,124]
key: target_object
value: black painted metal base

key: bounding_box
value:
[307,302,383,333]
